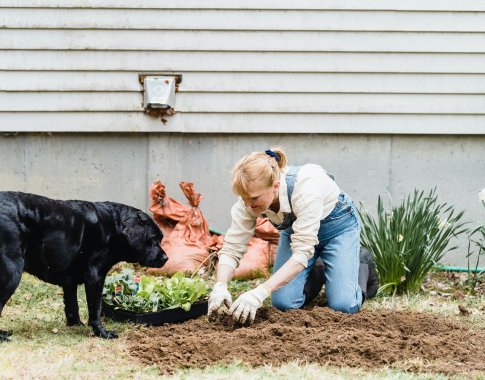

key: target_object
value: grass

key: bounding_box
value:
[1,273,484,379]
[167,362,452,380]
[1,274,160,379]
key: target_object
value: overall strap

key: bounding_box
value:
[275,165,301,231]
[285,165,300,211]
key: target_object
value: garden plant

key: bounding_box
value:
[103,269,208,313]
[359,188,467,295]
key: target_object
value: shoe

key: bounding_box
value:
[303,257,325,305]
[359,247,379,299]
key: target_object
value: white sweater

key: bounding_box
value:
[218,164,340,269]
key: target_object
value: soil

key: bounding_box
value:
[126,305,485,376]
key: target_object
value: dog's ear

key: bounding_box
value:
[122,224,137,244]
[120,210,139,241]
[121,211,150,248]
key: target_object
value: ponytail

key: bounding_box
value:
[268,146,287,169]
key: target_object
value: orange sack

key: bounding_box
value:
[254,217,280,265]
[147,182,211,276]
[148,181,189,238]
[234,237,271,279]
[254,217,280,245]
[212,233,271,280]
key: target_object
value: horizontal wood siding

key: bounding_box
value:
[1,113,483,134]
[5,30,485,53]
[2,93,485,114]
[3,0,485,11]
[3,9,485,32]
[1,1,485,133]
[3,72,485,93]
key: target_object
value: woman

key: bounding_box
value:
[208,147,377,324]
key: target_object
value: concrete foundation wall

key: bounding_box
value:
[1,133,483,266]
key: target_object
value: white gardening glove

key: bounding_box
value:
[207,282,233,317]
[229,284,270,324]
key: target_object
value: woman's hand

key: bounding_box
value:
[229,257,305,324]
[207,282,233,317]
[229,284,270,324]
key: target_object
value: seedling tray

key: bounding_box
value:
[102,300,208,325]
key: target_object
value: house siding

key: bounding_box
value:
[1,1,485,133]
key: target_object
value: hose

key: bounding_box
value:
[434,265,485,273]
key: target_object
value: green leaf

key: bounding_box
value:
[103,270,208,313]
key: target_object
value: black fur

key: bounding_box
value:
[0,191,167,341]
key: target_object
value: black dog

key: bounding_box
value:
[0,191,168,342]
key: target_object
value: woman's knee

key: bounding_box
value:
[271,292,304,311]
[327,298,361,314]
[271,294,292,311]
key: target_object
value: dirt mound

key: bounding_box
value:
[126,306,485,376]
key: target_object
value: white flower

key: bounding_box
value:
[479,188,485,203]
[438,219,449,230]
[397,234,404,242]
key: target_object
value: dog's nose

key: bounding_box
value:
[158,248,169,266]
[144,253,168,268]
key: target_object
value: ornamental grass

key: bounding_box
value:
[359,188,467,295]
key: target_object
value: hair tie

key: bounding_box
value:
[265,149,280,161]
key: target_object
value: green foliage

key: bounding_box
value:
[228,278,256,296]
[359,188,467,295]
[103,269,208,313]
[465,198,485,293]
[8,275,58,306]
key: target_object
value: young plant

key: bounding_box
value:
[103,269,208,313]
[359,188,467,295]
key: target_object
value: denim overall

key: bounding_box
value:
[271,166,363,314]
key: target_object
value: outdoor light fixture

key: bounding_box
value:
[143,76,176,110]
[139,74,182,123]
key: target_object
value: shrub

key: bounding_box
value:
[359,188,467,295]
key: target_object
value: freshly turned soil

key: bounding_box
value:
[125,306,485,376]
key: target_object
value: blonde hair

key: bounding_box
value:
[232,147,287,197]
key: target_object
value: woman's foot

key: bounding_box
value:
[359,247,379,299]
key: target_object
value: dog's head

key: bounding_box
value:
[118,207,168,268]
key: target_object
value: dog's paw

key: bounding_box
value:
[0,330,12,342]
[66,319,84,327]
[104,330,119,339]
[99,330,118,339]
[93,328,119,339]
